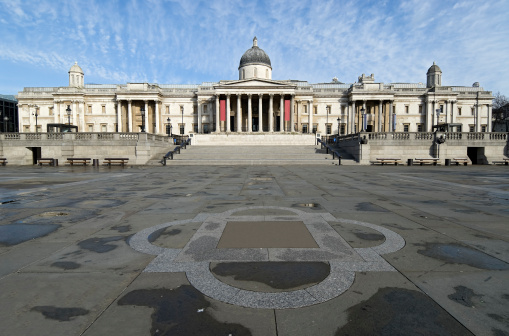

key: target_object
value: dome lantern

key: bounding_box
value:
[238,37,272,80]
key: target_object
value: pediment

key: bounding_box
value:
[216,78,295,88]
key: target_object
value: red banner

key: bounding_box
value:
[220,99,226,121]
[285,99,290,121]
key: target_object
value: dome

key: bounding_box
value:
[69,62,83,74]
[427,61,441,74]
[239,37,271,69]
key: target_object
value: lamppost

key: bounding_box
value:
[3,116,8,133]
[32,105,39,132]
[140,106,146,132]
[66,105,72,127]
[326,106,329,134]
[180,105,184,135]
[361,107,366,132]
[166,117,172,136]
[337,117,341,136]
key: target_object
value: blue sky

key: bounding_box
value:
[1,0,508,96]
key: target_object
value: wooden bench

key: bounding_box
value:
[66,158,91,166]
[38,158,57,166]
[103,158,129,167]
[414,158,440,166]
[492,158,509,165]
[0,158,7,166]
[370,158,402,165]
[451,158,468,166]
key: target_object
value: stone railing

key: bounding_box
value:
[0,132,175,143]
[333,132,508,144]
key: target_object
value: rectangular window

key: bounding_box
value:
[166,105,169,114]
[88,105,92,114]
[102,105,106,114]
[469,125,475,132]
[49,107,54,116]
[36,126,42,132]
[302,124,308,133]
[193,105,197,114]
[88,124,94,132]
[458,107,462,116]
[193,124,198,133]
[312,124,317,133]
[204,105,208,114]
[405,106,409,114]
[419,105,422,114]
[24,125,30,132]
[303,105,307,114]
[417,124,423,132]
[457,125,462,132]
[481,125,486,132]
[471,107,475,115]
[203,123,209,133]
[326,124,331,134]
[101,124,107,132]
[340,124,345,135]
[314,107,317,115]
[327,105,331,114]
[403,124,409,132]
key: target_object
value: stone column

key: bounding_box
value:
[487,104,492,132]
[290,95,295,132]
[80,101,85,132]
[226,94,231,132]
[127,100,132,132]
[237,94,242,132]
[269,94,274,132]
[362,101,367,132]
[53,101,59,124]
[351,101,356,133]
[389,101,394,132]
[144,100,149,132]
[378,101,383,132]
[475,103,480,132]
[116,100,122,132]
[426,100,432,132]
[198,99,202,134]
[215,95,220,133]
[72,100,77,130]
[445,100,449,124]
[258,94,263,132]
[280,95,284,132]
[309,100,313,133]
[155,100,160,134]
[248,94,252,132]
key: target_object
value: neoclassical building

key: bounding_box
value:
[17,37,493,135]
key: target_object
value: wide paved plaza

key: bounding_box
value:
[1,164,508,335]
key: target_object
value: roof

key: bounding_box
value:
[69,62,84,74]
[427,62,442,74]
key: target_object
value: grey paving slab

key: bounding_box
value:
[0,164,508,335]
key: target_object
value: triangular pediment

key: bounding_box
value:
[216,78,295,88]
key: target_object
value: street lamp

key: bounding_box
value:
[337,117,341,136]
[326,106,329,134]
[360,107,366,132]
[3,116,8,133]
[32,105,39,132]
[140,106,146,132]
[166,117,172,136]
[66,105,72,127]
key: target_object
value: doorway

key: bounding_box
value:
[28,147,41,165]
[467,147,486,164]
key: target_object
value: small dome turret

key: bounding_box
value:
[426,61,442,88]
[69,62,84,88]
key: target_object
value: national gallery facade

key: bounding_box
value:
[17,37,493,136]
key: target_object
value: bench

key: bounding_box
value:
[414,158,440,166]
[103,158,129,167]
[492,158,509,165]
[38,158,58,166]
[0,158,7,166]
[370,158,402,166]
[66,158,91,166]
[451,158,469,166]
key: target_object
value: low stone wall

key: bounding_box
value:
[334,132,508,164]
[0,133,173,165]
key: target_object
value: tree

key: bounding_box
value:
[493,91,508,109]
[492,92,509,132]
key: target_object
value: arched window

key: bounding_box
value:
[242,69,245,79]
[266,69,269,78]
[254,67,257,78]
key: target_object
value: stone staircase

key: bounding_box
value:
[148,145,359,165]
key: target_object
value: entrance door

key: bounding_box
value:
[252,117,259,132]
[467,147,486,164]
[29,147,41,165]
[230,116,235,132]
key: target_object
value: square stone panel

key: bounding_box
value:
[217,221,319,248]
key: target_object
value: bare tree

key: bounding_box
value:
[492,92,509,132]
[493,91,508,109]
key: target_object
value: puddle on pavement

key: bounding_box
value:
[51,261,81,270]
[118,285,251,335]
[77,236,124,253]
[336,287,473,335]
[31,306,89,321]
[354,232,385,241]
[211,262,330,290]
[448,285,483,307]
[0,224,61,246]
[292,203,322,210]
[417,243,509,270]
